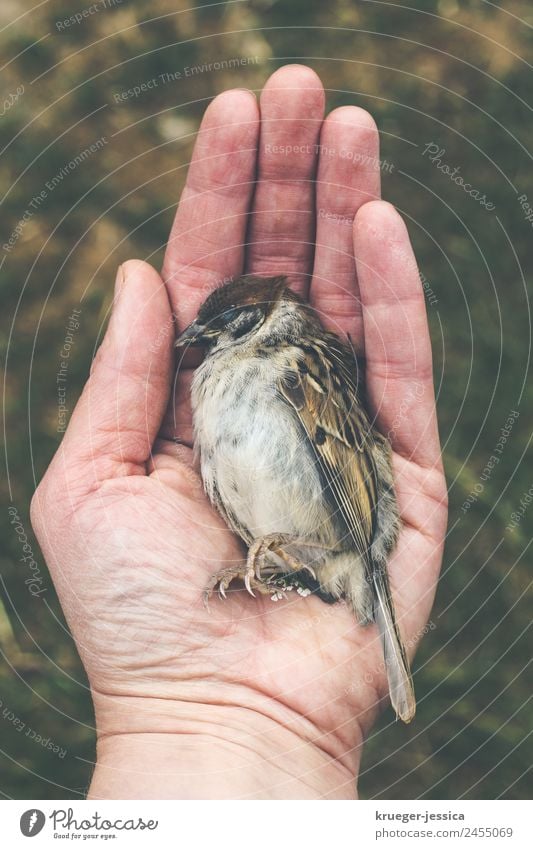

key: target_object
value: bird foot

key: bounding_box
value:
[204,531,324,608]
[203,566,306,608]
[203,566,289,608]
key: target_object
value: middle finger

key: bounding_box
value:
[245,65,325,296]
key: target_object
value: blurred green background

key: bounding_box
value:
[1,0,531,799]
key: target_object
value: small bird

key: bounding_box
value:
[175,274,415,723]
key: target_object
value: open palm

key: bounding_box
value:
[31,66,447,798]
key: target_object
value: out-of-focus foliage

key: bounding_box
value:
[1,0,531,799]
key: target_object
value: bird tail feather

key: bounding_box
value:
[373,569,416,723]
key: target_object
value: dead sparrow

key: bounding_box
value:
[175,274,415,723]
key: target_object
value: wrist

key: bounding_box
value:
[88,690,360,800]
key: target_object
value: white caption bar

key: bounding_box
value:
[1,799,528,848]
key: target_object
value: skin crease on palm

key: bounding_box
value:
[30,66,448,800]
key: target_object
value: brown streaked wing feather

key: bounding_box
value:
[279,338,378,576]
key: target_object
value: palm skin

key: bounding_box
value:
[31,67,447,798]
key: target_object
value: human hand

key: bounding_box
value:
[31,66,447,799]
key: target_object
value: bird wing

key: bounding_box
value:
[278,335,415,722]
[278,335,379,577]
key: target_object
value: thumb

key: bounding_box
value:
[48,260,175,494]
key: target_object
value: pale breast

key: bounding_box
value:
[191,351,328,542]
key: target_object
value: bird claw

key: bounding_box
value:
[244,572,256,597]
[204,567,260,605]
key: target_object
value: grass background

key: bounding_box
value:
[1,0,531,799]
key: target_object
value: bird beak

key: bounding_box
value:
[174,320,208,347]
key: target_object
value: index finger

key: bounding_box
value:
[162,89,260,329]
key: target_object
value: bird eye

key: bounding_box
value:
[221,307,239,323]
[212,304,263,340]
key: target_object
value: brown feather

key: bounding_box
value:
[198,274,291,324]
[279,339,378,577]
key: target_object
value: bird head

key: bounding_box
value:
[174,274,305,351]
